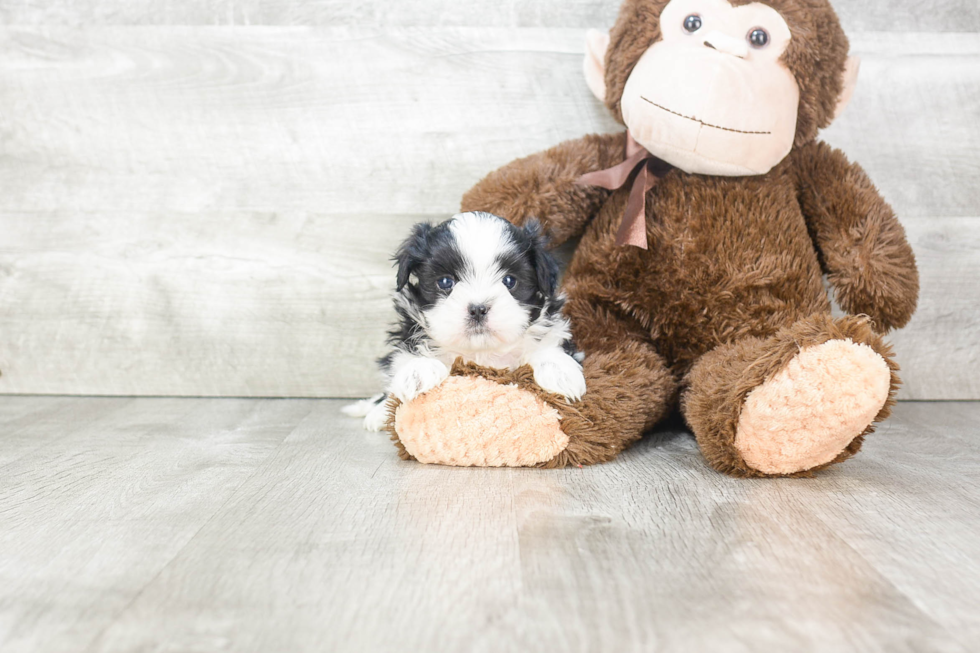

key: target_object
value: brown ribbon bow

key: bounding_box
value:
[575,132,672,249]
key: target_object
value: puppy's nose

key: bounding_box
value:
[468,303,489,319]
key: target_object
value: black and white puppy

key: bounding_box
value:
[344,211,586,431]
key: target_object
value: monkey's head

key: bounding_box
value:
[585,0,858,176]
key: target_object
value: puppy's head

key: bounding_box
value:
[394,212,559,353]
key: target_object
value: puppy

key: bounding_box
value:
[344,211,586,431]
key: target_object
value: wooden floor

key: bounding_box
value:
[0,397,977,652]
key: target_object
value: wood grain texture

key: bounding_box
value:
[0,397,319,653]
[0,29,977,219]
[0,28,617,217]
[0,211,420,396]
[1,0,977,32]
[0,397,978,652]
[0,28,976,398]
[887,217,980,400]
[0,214,976,399]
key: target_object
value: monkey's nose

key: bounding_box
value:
[701,31,749,59]
[468,303,490,319]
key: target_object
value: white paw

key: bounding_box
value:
[362,400,390,432]
[388,357,450,403]
[529,350,587,402]
[341,394,385,417]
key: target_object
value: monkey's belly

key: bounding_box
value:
[570,184,831,370]
[638,252,831,370]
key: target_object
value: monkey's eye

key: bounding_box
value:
[683,15,703,32]
[437,276,455,290]
[502,275,517,290]
[748,28,769,48]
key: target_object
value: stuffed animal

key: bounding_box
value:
[387,0,919,477]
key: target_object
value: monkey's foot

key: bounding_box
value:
[734,339,891,475]
[392,373,569,467]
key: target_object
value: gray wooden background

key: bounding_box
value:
[0,1,977,399]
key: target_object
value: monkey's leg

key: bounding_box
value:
[682,313,900,477]
[541,290,678,467]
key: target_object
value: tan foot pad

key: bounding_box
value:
[394,375,569,467]
[735,338,891,475]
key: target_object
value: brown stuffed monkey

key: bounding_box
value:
[388,0,919,477]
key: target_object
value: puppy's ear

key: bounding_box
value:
[394,222,433,291]
[523,219,560,296]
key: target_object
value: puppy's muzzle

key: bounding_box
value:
[468,303,490,325]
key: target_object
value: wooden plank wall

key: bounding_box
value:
[0,2,977,399]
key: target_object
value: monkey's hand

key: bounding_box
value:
[794,141,919,332]
[461,132,626,247]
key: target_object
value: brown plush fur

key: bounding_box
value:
[455,0,919,476]
[388,353,676,468]
[793,141,919,330]
[462,132,626,246]
[683,313,900,477]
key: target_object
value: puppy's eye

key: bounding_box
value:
[502,275,517,290]
[748,28,769,48]
[436,276,454,290]
[683,14,702,32]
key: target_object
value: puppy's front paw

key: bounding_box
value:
[389,357,450,403]
[341,394,385,417]
[529,351,587,402]
[363,400,390,432]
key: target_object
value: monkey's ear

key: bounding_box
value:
[583,29,610,103]
[833,56,861,120]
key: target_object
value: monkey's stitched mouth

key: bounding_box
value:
[640,97,772,135]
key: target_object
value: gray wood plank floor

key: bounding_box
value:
[1,397,977,653]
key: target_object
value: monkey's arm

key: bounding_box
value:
[793,140,919,332]
[461,132,626,246]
